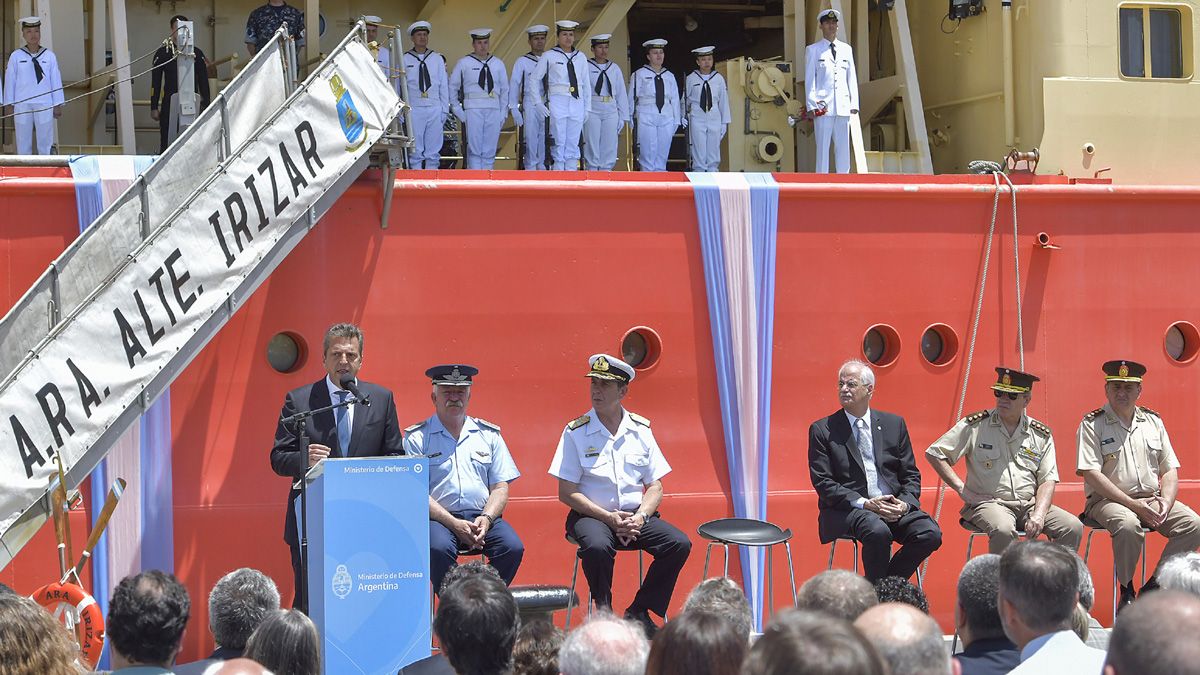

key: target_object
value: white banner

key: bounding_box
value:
[0,36,400,558]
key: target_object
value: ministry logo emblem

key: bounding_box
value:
[332,564,353,599]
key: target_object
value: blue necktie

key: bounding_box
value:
[335,390,350,456]
[857,417,882,498]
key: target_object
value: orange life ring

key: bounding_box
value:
[31,581,106,668]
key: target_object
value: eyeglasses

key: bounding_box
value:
[993,390,1021,400]
[837,380,863,390]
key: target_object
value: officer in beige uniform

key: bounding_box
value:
[1077,359,1200,609]
[927,368,1083,554]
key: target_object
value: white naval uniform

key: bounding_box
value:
[509,52,546,171]
[4,46,63,155]
[548,408,671,512]
[375,46,394,88]
[450,53,509,170]
[684,70,731,172]
[804,38,858,174]
[403,48,450,169]
[583,59,627,171]
[533,47,592,171]
[628,66,681,172]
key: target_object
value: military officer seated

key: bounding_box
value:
[404,364,524,593]
[548,354,692,637]
[927,367,1083,554]
[1077,360,1200,609]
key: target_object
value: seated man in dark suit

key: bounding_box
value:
[808,359,942,581]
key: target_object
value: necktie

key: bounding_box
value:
[334,390,350,457]
[417,54,431,93]
[29,49,44,83]
[830,41,837,60]
[478,58,494,94]
[594,66,609,96]
[654,72,665,112]
[856,417,882,498]
[700,77,712,112]
[566,53,579,98]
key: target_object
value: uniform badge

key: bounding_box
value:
[978,443,994,450]
[1119,363,1130,378]
[593,356,611,372]
[584,448,599,458]
[1104,452,1118,462]
[1002,373,1012,386]
[329,73,366,150]
[985,461,993,469]
[1100,437,1115,445]
[427,452,443,458]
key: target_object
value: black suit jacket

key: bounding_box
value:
[270,378,404,546]
[808,408,923,543]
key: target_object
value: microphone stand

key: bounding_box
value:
[282,392,363,614]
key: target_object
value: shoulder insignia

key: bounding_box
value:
[567,415,591,430]
[1140,406,1160,418]
[404,421,426,434]
[1084,407,1105,420]
[1029,419,1052,437]
[474,417,501,432]
[629,412,651,428]
[965,410,990,425]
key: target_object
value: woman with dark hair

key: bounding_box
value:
[244,608,321,675]
[645,611,748,675]
[511,619,565,675]
[0,594,82,674]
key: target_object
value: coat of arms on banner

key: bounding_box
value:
[329,73,366,150]
[332,564,353,598]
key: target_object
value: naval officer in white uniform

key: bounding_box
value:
[684,46,730,172]
[5,17,63,155]
[450,28,509,170]
[628,39,681,172]
[583,34,627,171]
[402,21,450,169]
[805,8,859,173]
[509,25,549,170]
[364,16,392,85]
[533,20,592,171]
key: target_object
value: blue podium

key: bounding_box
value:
[301,456,431,673]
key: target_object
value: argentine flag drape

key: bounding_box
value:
[689,172,779,631]
[70,155,172,668]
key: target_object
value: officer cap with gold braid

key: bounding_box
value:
[585,353,635,383]
[426,364,478,386]
[991,366,1039,394]
[1103,359,1146,383]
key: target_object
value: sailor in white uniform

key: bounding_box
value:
[508,25,549,170]
[5,17,63,155]
[583,34,627,172]
[628,39,681,172]
[533,20,592,171]
[364,16,393,85]
[450,28,509,170]
[403,21,450,169]
[684,46,730,172]
[805,9,859,173]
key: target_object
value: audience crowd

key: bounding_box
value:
[7,544,1200,674]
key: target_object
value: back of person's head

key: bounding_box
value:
[558,612,649,675]
[1073,554,1096,611]
[998,541,1079,634]
[645,610,748,675]
[683,577,753,639]
[244,609,320,675]
[107,569,191,667]
[741,608,884,675]
[956,554,1004,641]
[872,576,928,613]
[854,603,950,675]
[511,619,564,675]
[1157,551,1200,596]
[209,568,280,651]
[0,594,80,675]
[1106,590,1200,674]
[795,570,878,621]
[212,657,276,675]
[435,573,519,675]
[440,559,503,595]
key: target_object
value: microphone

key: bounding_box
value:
[340,375,371,407]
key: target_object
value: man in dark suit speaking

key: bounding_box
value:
[808,359,941,581]
[269,323,404,611]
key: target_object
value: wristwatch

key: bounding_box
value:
[480,513,496,526]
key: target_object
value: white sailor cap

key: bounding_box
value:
[818,8,842,23]
[586,354,636,383]
[642,38,668,50]
[526,25,549,36]
[362,15,382,25]
[408,20,431,35]
[590,33,612,45]
[692,46,716,56]
[19,16,40,28]
[556,20,580,32]
[470,27,493,40]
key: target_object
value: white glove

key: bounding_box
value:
[536,103,550,119]
[721,123,728,139]
[512,110,523,127]
[451,105,466,123]
[680,118,688,129]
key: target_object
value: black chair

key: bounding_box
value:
[697,518,797,614]
[826,534,925,588]
[1081,512,1150,622]
[565,533,644,629]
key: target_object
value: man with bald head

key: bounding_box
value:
[795,569,878,621]
[213,659,274,675]
[1105,589,1200,674]
[855,603,955,675]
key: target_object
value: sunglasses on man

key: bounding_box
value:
[993,390,1022,400]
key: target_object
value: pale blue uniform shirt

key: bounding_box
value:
[548,407,671,512]
[403,414,520,512]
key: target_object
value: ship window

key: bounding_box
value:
[920,324,960,366]
[1165,322,1200,362]
[267,332,307,373]
[1119,5,1191,79]
[862,324,900,367]
[621,326,662,371]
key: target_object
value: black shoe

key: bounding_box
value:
[1141,576,1160,594]
[625,608,659,639]
[1118,584,1137,612]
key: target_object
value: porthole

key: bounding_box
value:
[1165,322,1200,363]
[920,324,960,366]
[862,324,900,367]
[267,332,307,373]
[621,326,662,370]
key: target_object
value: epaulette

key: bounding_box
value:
[965,410,990,425]
[567,415,590,430]
[404,421,426,434]
[629,412,651,428]
[1084,407,1105,420]
[474,417,501,432]
[1029,419,1052,437]
[1140,406,1160,418]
